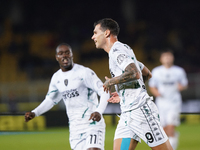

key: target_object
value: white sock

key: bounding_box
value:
[169,132,179,150]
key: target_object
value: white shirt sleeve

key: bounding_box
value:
[148,68,158,87]
[179,68,188,86]
[137,61,144,71]
[45,73,62,104]
[32,73,62,116]
[83,68,110,114]
[32,98,55,116]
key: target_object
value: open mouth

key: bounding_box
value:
[62,58,68,63]
[94,40,97,46]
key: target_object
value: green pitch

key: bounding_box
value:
[0,123,199,150]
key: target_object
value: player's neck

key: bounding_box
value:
[61,63,74,72]
[104,36,118,53]
[163,64,173,68]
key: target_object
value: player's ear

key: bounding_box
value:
[105,29,111,38]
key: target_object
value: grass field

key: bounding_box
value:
[0,123,200,150]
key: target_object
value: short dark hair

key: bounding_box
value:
[56,43,72,53]
[160,48,174,56]
[94,18,120,36]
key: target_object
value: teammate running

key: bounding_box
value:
[149,50,188,150]
[25,43,110,150]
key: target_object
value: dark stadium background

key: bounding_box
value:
[0,0,200,130]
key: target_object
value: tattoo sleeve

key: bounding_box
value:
[108,63,140,86]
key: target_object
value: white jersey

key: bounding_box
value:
[109,41,150,113]
[44,63,106,133]
[149,65,188,107]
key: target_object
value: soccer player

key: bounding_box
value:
[148,50,188,150]
[24,43,110,150]
[91,18,173,150]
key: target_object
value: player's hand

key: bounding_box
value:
[177,83,187,91]
[25,112,35,122]
[103,76,113,94]
[107,92,120,103]
[89,112,101,122]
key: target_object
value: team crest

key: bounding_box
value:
[113,48,119,52]
[117,54,126,65]
[64,79,68,86]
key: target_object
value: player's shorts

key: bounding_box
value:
[162,110,180,127]
[114,100,168,147]
[156,99,181,127]
[70,128,105,150]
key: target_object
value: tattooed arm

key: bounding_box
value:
[103,63,141,93]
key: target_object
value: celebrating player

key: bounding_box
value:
[91,18,173,150]
[149,50,188,150]
[25,43,110,150]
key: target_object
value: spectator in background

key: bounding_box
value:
[148,50,188,150]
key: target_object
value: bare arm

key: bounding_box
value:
[103,63,141,93]
[149,87,161,97]
[142,65,152,83]
[177,83,188,91]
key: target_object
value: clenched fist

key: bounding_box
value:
[89,112,101,122]
[25,112,35,122]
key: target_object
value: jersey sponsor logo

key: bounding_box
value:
[64,79,68,86]
[113,48,119,52]
[62,89,79,99]
[118,81,141,91]
[117,54,126,65]
[162,81,175,85]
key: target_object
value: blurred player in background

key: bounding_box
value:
[92,18,173,150]
[148,50,188,150]
[25,43,110,150]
